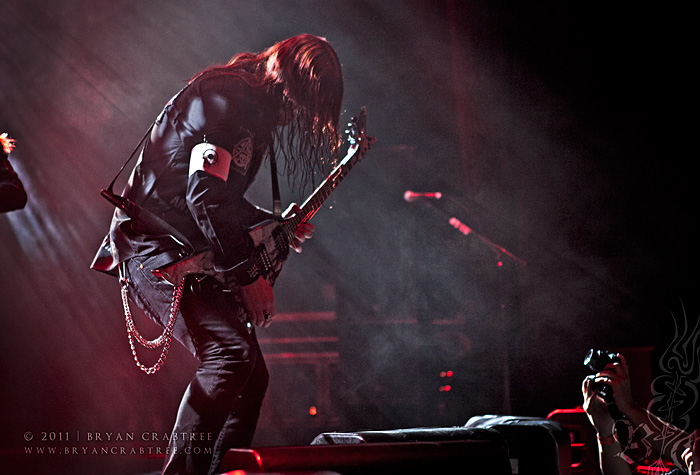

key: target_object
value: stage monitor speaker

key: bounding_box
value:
[466,414,572,475]
[310,425,503,445]
[221,428,511,474]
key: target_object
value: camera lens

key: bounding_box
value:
[583,349,597,369]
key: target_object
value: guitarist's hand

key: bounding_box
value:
[284,203,314,253]
[291,222,314,253]
[239,276,276,327]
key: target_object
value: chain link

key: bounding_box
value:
[121,277,185,374]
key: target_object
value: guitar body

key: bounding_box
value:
[152,219,289,289]
[248,219,289,285]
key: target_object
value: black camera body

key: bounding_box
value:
[583,349,620,404]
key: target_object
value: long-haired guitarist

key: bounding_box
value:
[92,34,343,475]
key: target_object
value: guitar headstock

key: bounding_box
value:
[346,107,376,161]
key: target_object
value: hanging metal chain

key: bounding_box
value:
[121,277,185,374]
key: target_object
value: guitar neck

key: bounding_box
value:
[280,144,361,239]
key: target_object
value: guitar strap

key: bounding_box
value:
[99,122,194,253]
[268,143,282,220]
[104,124,151,198]
[100,77,200,249]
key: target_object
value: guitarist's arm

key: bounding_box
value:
[182,88,263,285]
[187,168,260,284]
[187,165,278,326]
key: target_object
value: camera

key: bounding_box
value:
[583,349,620,403]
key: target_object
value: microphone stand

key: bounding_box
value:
[448,216,526,267]
[412,195,526,268]
[407,193,525,415]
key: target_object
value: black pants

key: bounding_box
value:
[125,256,269,475]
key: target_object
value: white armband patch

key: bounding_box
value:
[189,142,233,182]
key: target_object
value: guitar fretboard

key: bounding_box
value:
[279,141,363,245]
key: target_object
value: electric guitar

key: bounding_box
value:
[152,107,376,289]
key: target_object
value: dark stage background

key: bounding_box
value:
[1,0,695,472]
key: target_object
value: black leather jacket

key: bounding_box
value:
[92,73,277,284]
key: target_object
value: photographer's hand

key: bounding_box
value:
[582,376,615,435]
[596,353,636,414]
[596,353,691,470]
[582,376,631,475]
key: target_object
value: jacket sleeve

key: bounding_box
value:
[180,82,262,284]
